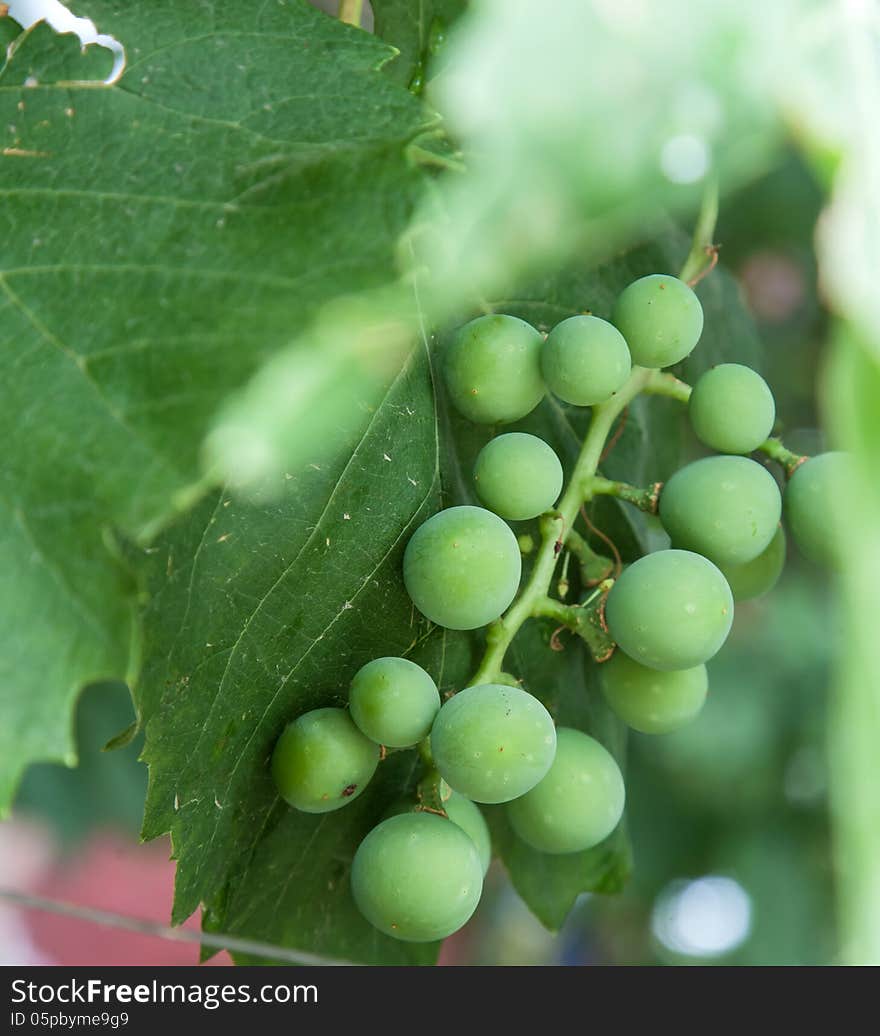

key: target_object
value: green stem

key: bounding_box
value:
[757,437,808,478]
[642,370,692,403]
[415,737,446,813]
[565,528,614,585]
[679,175,720,285]
[467,367,652,686]
[587,475,662,514]
[338,0,363,26]
[533,591,616,662]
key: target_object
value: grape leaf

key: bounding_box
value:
[1,10,21,52]
[0,2,430,807]
[135,339,476,964]
[371,0,468,89]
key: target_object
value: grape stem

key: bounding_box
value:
[533,587,616,662]
[642,371,808,477]
[337,0,363,26]
[466,367,653,686]
[565,528,614,586]
[679,175,720,286]
[585,476,662,514]
[758,437,809,478]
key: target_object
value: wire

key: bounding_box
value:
[0,887,355,966]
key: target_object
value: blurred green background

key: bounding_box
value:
[10,148,838,966]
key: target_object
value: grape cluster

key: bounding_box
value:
[270,272,844,945]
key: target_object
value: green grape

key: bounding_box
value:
[688,364,776,454]
[784,452,849,567]
[430,684,557,803]
[403,506,521,630]
[716,526,786,601]
[349,657,440,748]
[382,790,492,876]
[444,790,492,876]
[351,813,483,942]
[540,314,632,406]
[605,549,734,671]
[444,314,545,423]
[611,274,704,368]
[601,652,708,734]
[473,433,563,521]
[506,728,624,854]
[271,708,379,813]
[659,456,782,566]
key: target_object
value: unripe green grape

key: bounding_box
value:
[349,657,440,748]
[601,652,708,734]
[351,813,483,942]
[784,452,849,567]
[689,364,776,454]
[271,708,379,814]
[430,684,557,804]
[403,506,521,630]
[659,456,782,566]
[382,791,492,876]
[506,728,625,854]
[716,526,786,601]
[611,274,704,368]
[540,314,632,406]
[473,433,563,521]
[444,314,545,423]
[605,549,734,671]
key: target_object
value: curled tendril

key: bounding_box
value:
[580,504,622,579]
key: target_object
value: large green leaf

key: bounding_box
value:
[0,1,430,807]
[135,338,475,963]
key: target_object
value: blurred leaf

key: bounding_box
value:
[0,1,429,808]
[825,328,880,966]
[792,4,880,966]
[412,0,797,309]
